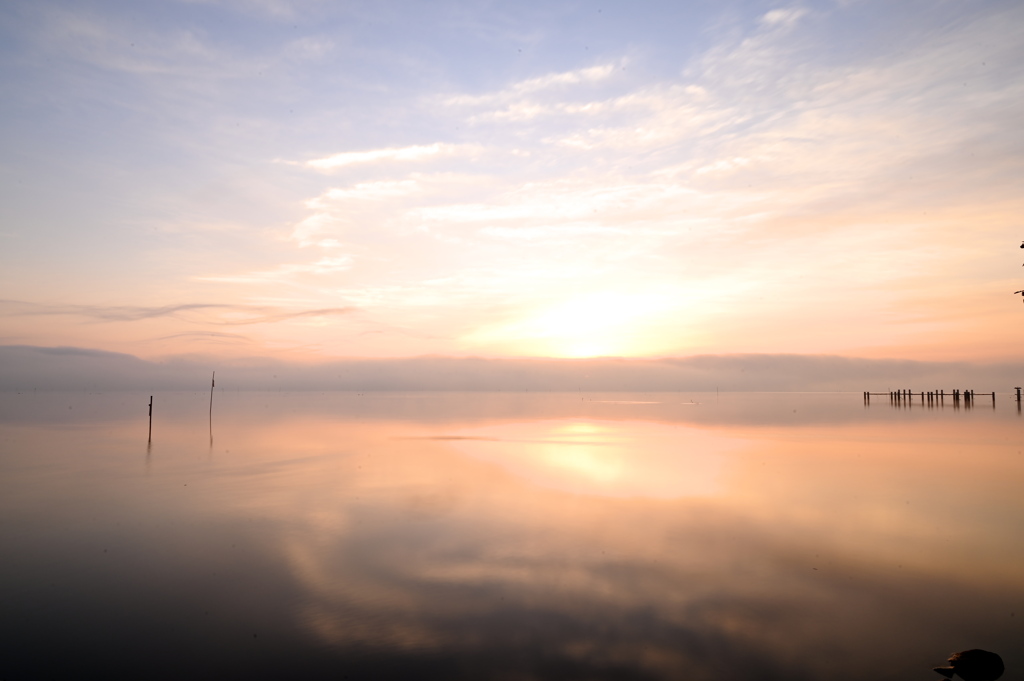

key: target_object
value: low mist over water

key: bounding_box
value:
[1,391,1020,680]
[2,345,1022,393]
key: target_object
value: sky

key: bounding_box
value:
[1,0,1023,365]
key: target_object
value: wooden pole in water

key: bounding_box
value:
[208,371,216,446]
[148,395,153,443]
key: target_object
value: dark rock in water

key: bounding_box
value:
[933,649,1004,681]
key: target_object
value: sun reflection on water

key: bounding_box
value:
[443,419,743,498]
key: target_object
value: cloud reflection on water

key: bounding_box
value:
[1,392,1022,679]
[193,401,1021,679]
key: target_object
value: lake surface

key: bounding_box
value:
[1,391,1021,680]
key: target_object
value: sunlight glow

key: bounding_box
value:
[465,292,675,357]
[534,422,624,482]
[447,419,738,498]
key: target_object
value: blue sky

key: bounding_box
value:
[2,0,1022,361]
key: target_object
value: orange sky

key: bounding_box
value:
[1,1,1022,363]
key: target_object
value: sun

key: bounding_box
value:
[464,291,679,357]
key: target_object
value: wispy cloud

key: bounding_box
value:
[153,330,254,344]
[39,7,244,80]
[440,62,627,123]
[0,300,354,326]
[306,144,470,171]
[760,7,809,28]
[197,257,355,284]
[177,0,307,20]
[313,180,422,204]
[410,179,697,232]
[444,63,619,107]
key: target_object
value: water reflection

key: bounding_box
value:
[0,392,1021,680]
[420,419,739,498]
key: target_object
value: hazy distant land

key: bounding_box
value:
[1,345,1018,393]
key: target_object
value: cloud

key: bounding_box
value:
[441,63,626,123]
[197,256,355,284]
[412,180,693,225]
[480,224,628,240]
[760,7,808,28]
[38,6,247,81]
[444,63,619,107]
[313,180,421,203]
[281,35,336,61]
[0,299,354,326]
[153,331,254,343]
[508,63,617,93]
[306,144,466,171]
[178,0,306,20]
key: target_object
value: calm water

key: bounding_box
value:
[1,391,1021,680]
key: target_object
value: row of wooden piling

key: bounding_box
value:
[862,389,1019,407]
